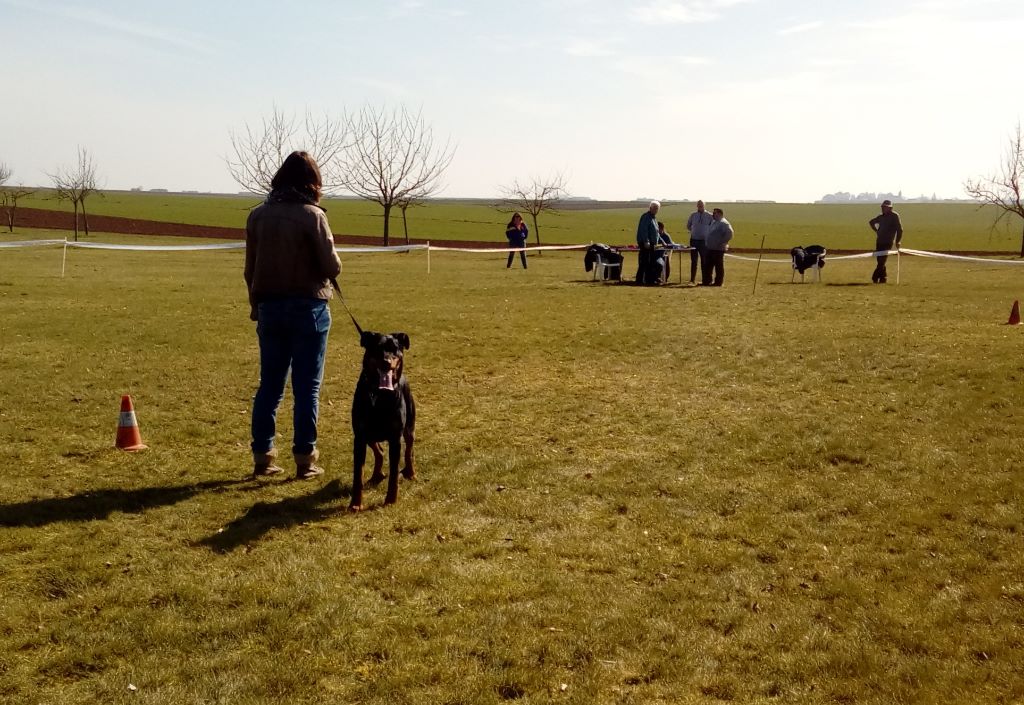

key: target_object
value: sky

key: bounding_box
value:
[2,0,1022,203]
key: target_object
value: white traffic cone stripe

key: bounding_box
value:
[119,411,137,427]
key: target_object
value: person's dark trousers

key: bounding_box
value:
[689,240,705,283]
[705,249,725,286]
[871,255,888,283]
[871,240,892,282]
[662,251,671,281]
[506,250,527,268]
[700,249,716,285]
[636,247,654,283]
[652,253,665,284]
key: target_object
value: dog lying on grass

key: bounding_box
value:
[349,331,416,511]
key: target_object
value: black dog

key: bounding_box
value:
[350,331,416,511]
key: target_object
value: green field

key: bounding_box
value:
[1,235,1022,703]
[14,190,1024,252]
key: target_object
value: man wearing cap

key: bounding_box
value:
[636,200,662,284]
[868,199,903,283]
[686,200,713,285]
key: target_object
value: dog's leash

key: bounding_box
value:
[330,277,363,336]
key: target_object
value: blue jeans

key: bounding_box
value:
[251,298,331,457]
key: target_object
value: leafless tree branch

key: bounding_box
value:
[48,147,101,241]
[964,122,1024,256]
[226,106,351,195]
[0,178,36,233]
[497,173,570,247]
[339,105,455,246]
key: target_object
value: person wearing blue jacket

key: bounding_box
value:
[505,212,528,268]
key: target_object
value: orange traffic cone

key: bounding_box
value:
[115,395,148,451]
[1007,300,1022,326]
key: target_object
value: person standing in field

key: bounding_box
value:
[658,220,674,281]
[703,207,733,286]
[636,200,661,284]
[244,151,342,480]
[686,199,713,285]
[505,212,529,269]
[868,199,903,284]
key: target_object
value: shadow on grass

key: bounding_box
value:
[764,281,873,287]
[197,479,351,554]
[572,279,696,288]
[0,479,249,528]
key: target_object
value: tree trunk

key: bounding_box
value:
[3,205,11,232]
[401,207,410,245]
[530,213,542,255]
[382,203,391,247]
[82,199,90,237]
[73,201,80,242]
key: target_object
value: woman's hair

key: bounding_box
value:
[507,212,522,228]
[270,151,322,201]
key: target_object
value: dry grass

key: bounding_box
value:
[0,235,1022,704]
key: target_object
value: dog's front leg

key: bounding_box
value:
[402,387,416,480]
[385,436,401,505]
[350,438,368,511]
[401,427,415,480]
[368,442,386,486]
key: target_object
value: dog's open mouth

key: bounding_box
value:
[378,369,395,391]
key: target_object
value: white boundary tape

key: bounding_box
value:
[0,238,68,248]
[70,241,245,251]
[427,243,588,253]
[726,248,1024,265]
[725,250,899,263]
[899,248,1024,265]
[336,244,428,253]
[3,238,1022,266]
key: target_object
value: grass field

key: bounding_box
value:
[14,190,1024,252]
[1,233,1023,704]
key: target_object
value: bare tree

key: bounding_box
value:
[339,105,455,246]
[0,162,35,232]
[498,173,569,248]
[395,194,425,245]
[49,148,101,241]
[965,122,1024,257]
[227,106,350,195]
[0,184,36,233]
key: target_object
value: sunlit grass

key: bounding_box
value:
[0,241,1022,703]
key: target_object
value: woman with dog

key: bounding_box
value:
[505,212,529,268]
[244,151,342,480]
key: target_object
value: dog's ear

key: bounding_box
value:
[360,331,377,349]
[392,332,410,350]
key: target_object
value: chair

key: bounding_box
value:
[584,244,623,282]
[790,245,827,283]
[593,253,623,281]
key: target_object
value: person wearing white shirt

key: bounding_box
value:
[686,200,713,285]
